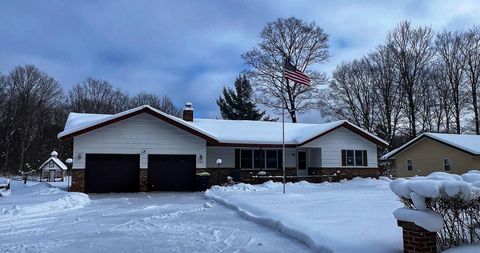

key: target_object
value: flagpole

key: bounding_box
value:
[282,58,286,194]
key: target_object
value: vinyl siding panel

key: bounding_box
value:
[206,147,235,168]
[72,113,206,169]
[308,148,322,167]
[301,127,378,168]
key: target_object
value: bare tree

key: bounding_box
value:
[68,78,129,114]
[387,21,434,138]
[242,17,329,122]
[461,26,480,134]
[321,59,377,131]
[435,30,466,133]
[368,46,402,147]
[3,65,64,172]
[129,92,181,117]
[430,61,454,132]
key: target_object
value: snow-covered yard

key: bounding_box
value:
[3,178,477,252]
[206,178,404,253]
[0,181,312,253]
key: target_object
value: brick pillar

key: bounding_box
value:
[139,169,148,192]
[397,220,437,253]
[70,170,85,192]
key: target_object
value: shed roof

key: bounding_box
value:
[39,157,68,171]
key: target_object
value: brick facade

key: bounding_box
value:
[139,169,148,192]
[397,220,438,253]
[70,170,85,192]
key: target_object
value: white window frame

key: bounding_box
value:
[406,159,413,171]
[342,150,367,167]
[443,158,451,171]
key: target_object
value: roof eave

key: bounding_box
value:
[382,134,479,160]
[58,106,220,144]
[298,122,388,148]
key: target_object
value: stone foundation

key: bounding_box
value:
[198,167,379,186]
[139,169,148,192]
[322,167,380,180]
[397,220,438,253]
[70,170,85,192]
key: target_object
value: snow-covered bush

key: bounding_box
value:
[390,171,480,249]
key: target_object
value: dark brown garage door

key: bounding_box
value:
[148,155,196,191]
[85,154,140,193]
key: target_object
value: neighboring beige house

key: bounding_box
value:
[382,133,480,177]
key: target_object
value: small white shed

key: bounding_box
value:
[39,151,68,182]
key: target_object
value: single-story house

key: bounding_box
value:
[381,133,480,177]
[39,151,68,182]
[58,104,388,193]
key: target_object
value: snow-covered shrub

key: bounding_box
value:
[390,171,480,249]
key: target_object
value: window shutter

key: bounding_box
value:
[341,150,346,166]
[235,149,240,169]
[363,150,368,167]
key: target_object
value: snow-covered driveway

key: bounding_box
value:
[0,191,312,253]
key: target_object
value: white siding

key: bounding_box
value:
[72,113,206,169]
[206,147,296,168]
[206,147,235,168]
[308,148,322,167]
[301,127,378,167]
[284,148,296,168]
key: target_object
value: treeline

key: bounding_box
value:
[0,65,181,175]
[321,21,480,149]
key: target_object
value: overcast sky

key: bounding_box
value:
[1,0,480,122]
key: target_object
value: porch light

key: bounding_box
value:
[199,155,203,161]
[77,154,82,160]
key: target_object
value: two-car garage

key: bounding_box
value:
[85,154,197,193]
[59,106,212,193]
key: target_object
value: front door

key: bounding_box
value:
[297,150,308,176]
[49,170,55,182]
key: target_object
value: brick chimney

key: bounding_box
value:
[183,102,194,121]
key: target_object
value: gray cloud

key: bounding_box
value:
[1,0,479,122]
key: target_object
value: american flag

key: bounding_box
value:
[284,59,311,86]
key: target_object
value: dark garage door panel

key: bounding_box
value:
[85,154,140,193]
[148,155,196,191]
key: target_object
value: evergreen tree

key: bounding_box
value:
[217,75,275,121]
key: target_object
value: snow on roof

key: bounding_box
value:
[382,132,480,159]
[58,105,217,141]
[188,118,346,144]
[39,157,68,171]
[58,105,387,146]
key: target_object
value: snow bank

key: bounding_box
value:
[206,178,403,253]
[0,181,90,217]
[443,244,480,253]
